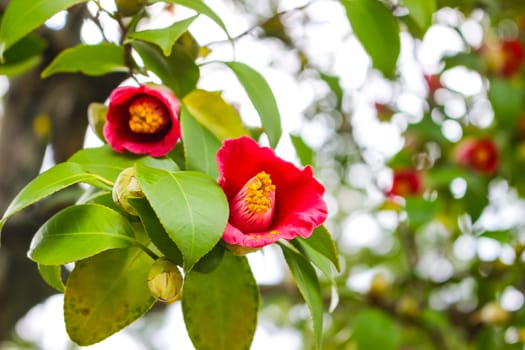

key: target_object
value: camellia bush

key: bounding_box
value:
[5,0,525,349]
[0,0,338,348]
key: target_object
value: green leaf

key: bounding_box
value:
[69,145,179,182]
[64,247,156,345]
[290,134,314,166]
[128,16,198,56]
[342,0,400,78]
[0,162,109,235]
[296,225,340,272]
[0,34,47,77]
[132,40,199,97]
[129,198,183,266]
[180,106,221,179]
[28,204,138,265]
[0,0,88,58]
[488,78,522,127]
[403,0,435,33]
[150,0,230,39]
[41,43,128,78]
[183,89,250,141]
[480,230,513,244]
[135,164,229,270]
[38,264,65,292]
[223,61,282,148]
[405,197,438,229]
[281,244,323,350]
[182,251,259,350]
[353,309,401,350]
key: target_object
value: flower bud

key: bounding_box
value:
[368,273,390,300]
[476,302,510,326]
[115,0,146,16]
[147,257,183,303]
[112,167,143,215]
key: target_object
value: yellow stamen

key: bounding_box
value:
[128,96,169,134]
[244,171,276,214]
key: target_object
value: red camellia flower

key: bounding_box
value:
[103,84,181,157]
[455,138,499,175]
[387,169,423,197]
[216,136,328,250]
[500,39,525,77]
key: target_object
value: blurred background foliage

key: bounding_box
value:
[3,0,525,349]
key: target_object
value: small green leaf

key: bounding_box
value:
[135,165,229,270]
[0,34,47,77]
[38,264,65,292]
[64,247,156,345]
[41,43,128,78]
[132,41,199,97]
[28,204,138,265]
[150,0,230,39]
[403,0,435,33]
[128,16,198,56]
[183,89,250,141]
[281,244,323,350]
[182,251,259,350]
[405,197,438,229]
[223,61,282,148]
[0,0,88,58]
[296,225,340,272]
[290,134,314,166]
[87,103,108,143]
[69,145,179,182]
[180,106,221,179]
[129,198,183,266]
[353,309,401,350]
[0,162,109,235]
[342,0,400,78]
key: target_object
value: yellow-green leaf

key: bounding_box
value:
[183,89,250,141]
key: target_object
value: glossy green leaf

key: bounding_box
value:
[180,106,221,179]
[353,309,401,350]
[41,44,128,78]
[183,89,249,141]
[129,198,183,266]
[28,204,138,265]
[132,41,199,97]
[290,134,314,167]
[182,251,259,350]
[296,225,340,272]
[0,162,109,235]
[135,164,229,270]
[64,247,156,345]
[0,34,47,77]
[69,145,179,182]
[87,103,108,143]
[223,61,282,148]
[342,0,400,78]
[0,0,88,58]
[128,16,198,56]
[281,244,323,350]
[403,0,435,32]
[151,0,230,39]
[38,264,65,292]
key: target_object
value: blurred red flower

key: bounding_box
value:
[455,138,499,175]
[481,38,525,78]
[387,169,424,197]
[424,74,442,96]
[103,84,181,157]
[216,136,327,250]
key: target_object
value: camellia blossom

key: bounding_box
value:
[103,84,181,157]
[481,38,525,78]
[454,138,499,175]
[387,169,424,197]
[216,136,327,250]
